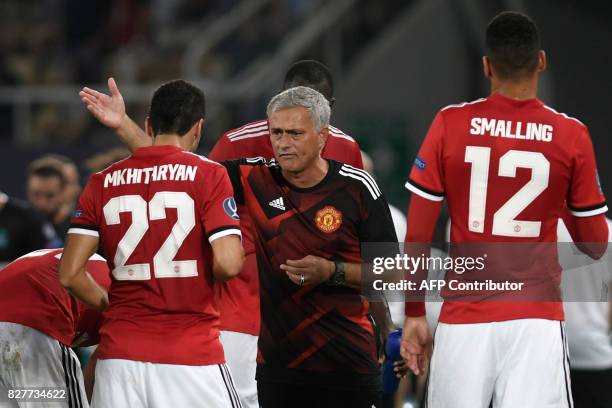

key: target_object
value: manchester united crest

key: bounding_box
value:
[315,206,343,233]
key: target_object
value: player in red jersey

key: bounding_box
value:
[0,248,110,408]
[61,80,244,408]
[76,60,387,408]
[400,12,608,408]
[209,60,363,168]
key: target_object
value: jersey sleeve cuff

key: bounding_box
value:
[208,226,242,243]
[67,225,99,237]
[405,301,426,317]
[405,179,445,202]
[568,202,608,217]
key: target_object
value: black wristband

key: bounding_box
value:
[329,261,346,286]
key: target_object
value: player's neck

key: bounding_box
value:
[491,77,538,101]
[152,134,188,150]
[282,157,329,189]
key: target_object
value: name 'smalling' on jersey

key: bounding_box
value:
[470,117,553,142]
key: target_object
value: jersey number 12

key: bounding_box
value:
[465,147,549,237]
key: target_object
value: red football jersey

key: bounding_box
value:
[0,248,110,346]
[68,145,241,365]
[209,120,363,335]
[406,94,607,323]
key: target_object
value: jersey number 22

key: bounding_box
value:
[103,192,197,280]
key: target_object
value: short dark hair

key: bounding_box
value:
[283,60,334,101]
[485,11,541,80]
[28,159,66,187]
[148,79,206,136]
[41,154,75,167]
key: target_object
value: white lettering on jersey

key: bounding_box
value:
[104,165,197,187]
[470,118,553,142]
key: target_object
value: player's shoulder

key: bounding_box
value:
[335,162,382,200]
[180,151,224,168]
[223,119,269,142]
[177,151,231,183]
[234,157,278,172]
[540,104,587,131]
[438,97,488,116]
[328,125,358,145]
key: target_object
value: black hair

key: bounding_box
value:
[485,11,541,80]
[148,79,206,136]
[28,160,66,187]
[283,60,334,102]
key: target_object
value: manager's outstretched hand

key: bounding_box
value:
[80,78,126,129]
[400,316,432,376]
[79,77,151,152]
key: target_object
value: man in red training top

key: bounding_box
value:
[0,248,110,408]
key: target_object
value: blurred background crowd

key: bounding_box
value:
[0,0,610,212]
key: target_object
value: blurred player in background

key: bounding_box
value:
[559,217,612,408]
[0,248,110,408]
[26,160,68,244]
[43,155,82,236]
[76,60,398,408]
[27,156,81,241]
[60,80,244,408]
[0,190,58,263]
[401,11,608,407]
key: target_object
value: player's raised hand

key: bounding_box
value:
[79,78,126,129]
[400,316,432,376]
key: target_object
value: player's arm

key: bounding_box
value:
[79,77,151,152]
[565,126,608,259]
[561,210,608,259]
[400,111,446,375]
[202,164,244,281]
[400,194,441,376]
[281,256,362,290]
[59,233,108,311]
[211,235,244,282]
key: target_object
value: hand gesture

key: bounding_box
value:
[281,255,334,286]
[400,316,433,376]
[79,78,126,129]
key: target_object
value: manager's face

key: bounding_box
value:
[269,106,327,174]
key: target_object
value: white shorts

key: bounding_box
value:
[91,359,241,408]
[426,319,572,408]
[219,331,258,408]
[0,322,88,408]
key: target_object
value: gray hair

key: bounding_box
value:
[266,86,331,132]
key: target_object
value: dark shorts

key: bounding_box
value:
[570,367,612,408]
[258,380,382,408]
